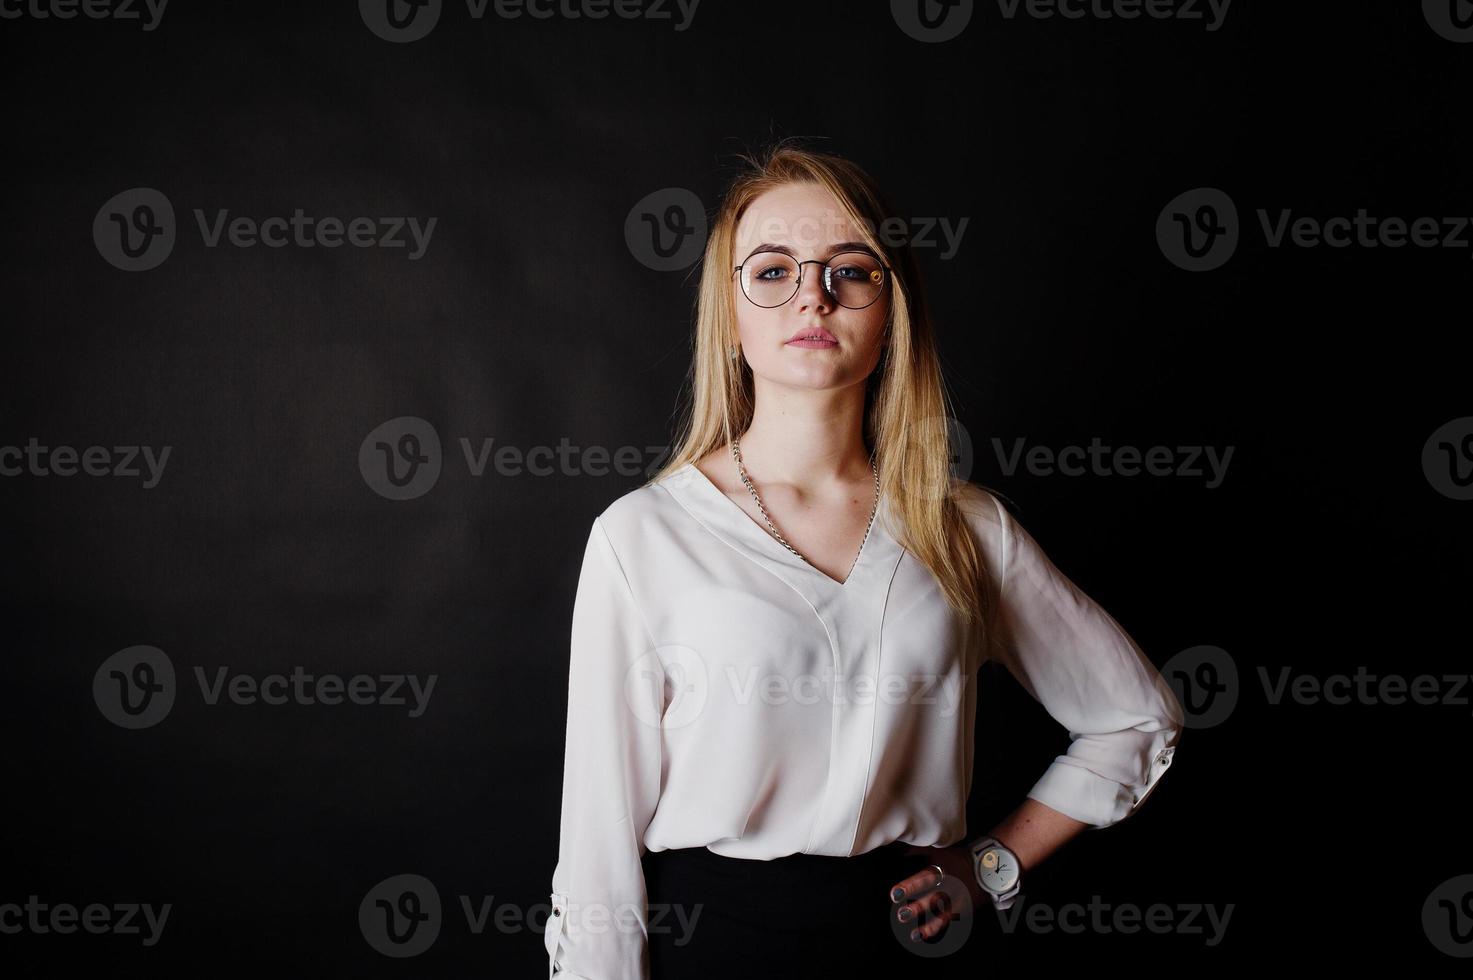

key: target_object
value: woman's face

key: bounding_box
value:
[730,182,890,393]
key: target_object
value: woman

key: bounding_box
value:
[544,141,1184,978]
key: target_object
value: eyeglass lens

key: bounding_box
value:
[738,251,886,309]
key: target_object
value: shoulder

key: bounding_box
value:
[947,477,1018,586]
[949,476,1011,539]
[585,477,680,553]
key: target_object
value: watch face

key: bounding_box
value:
[977,846,1019,892]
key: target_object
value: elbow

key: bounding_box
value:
[1109,672,1187,823]
[1113,701,1183,826]
[1030,721,1182,831]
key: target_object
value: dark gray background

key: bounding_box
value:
[3,0,1470,973]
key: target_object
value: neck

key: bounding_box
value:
[734,377,872,492]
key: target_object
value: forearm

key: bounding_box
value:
[978,797,1091,877]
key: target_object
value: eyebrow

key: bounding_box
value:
[747,241,876,258]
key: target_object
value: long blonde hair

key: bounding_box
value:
[646,139,993,639]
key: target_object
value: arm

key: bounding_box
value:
[978,797,1090,882]
[973,493,1183,872]
[545,517,665,980]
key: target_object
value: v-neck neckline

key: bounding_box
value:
[661,460,898,591]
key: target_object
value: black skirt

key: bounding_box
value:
[641,840,989,978]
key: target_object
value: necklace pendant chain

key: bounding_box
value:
[730,437,880,579]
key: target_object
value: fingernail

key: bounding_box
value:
[910,928,922,942]
[897,906,913,922]
[890,886,905,903]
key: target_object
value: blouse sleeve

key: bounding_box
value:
[545,517,665,980]
[983,493,1184,828]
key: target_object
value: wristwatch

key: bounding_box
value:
[969,836,1022,910]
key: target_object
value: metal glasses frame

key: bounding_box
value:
[732,248,893,310]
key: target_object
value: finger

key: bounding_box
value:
[905,891,957,942]
[888,866,944,903]
[895,884,950,928]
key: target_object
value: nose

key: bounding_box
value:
[794,261,833,314]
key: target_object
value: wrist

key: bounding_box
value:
[969,834,1024,910]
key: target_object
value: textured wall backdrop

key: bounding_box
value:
[3,0,1471,974]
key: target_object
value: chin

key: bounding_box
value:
[766,369,854,391]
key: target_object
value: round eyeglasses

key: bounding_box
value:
[733,249,892,310]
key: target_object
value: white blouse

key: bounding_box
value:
[545,461,1184,979]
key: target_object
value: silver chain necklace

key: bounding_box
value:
[730,437,880,579]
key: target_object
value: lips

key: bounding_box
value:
[786,326,838,344]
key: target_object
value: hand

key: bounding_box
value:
[886,842,986,943]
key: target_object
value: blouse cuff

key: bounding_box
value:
[1026,739,1178,828]
[545,886,641,979]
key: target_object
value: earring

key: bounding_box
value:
[728,344,739,360]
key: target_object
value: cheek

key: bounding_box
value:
[864,299,890,337]
[850,308,888,354]
[733,296,780,346]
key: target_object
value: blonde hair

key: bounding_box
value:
[646,138,994,642]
